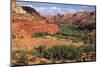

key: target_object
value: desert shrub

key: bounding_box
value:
[16,55,28,65]
[92,37,96,45]
[58,24,89,41]
[35,45,46,56]
[81,35,89,44]
[64,45,83,60]
[42,44,95,62]
[43,49,53,59]
[32,32,48,37]
[58,23,93,45]
[55,34,67,39]
[43,45,83,61]
[13,50,34,65]
[15,50,34,55]
[58,24,78,33]
[80,45,96,53]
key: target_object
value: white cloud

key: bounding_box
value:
[23,4,33,7]
[80,6,89,8]
[32,6,81,16]
[26,5,33,7]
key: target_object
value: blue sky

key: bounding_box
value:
[16,1,96,16]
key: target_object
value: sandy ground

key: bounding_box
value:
[12,36,83,51]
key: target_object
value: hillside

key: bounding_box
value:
[12,6,60,38]
[46,11,96,24]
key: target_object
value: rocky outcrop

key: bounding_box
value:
[12,6,60,38]
[46,11,96,24]
[21,6,40,16]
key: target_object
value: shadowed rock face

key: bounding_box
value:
[78,22,96,30]
[22,6,40,16]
